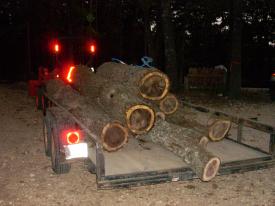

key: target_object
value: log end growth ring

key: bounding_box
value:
[126,104,155,134]
[101,122,128,152]
[159,94,179,114]
[139,71,170,101]
[208,120,232,141]
[202,157,221,182]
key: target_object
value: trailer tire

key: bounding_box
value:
[43,117,51,157]
[51,122,71,174]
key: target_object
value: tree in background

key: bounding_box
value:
[161,0,179,91]
[228,0,242,98]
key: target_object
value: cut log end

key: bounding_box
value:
[208,120,231,141]
[159,94,179,114]
[126,105,155,134]
[202,157,221,182]
[198,136,209,147]
[139,71,170,101]
[101,122,128,152]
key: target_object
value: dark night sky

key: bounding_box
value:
[0,0,275,87]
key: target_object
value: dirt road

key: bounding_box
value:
[0,83,275,206]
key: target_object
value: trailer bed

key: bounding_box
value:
[45,95,275,189]
[88,138,270,176]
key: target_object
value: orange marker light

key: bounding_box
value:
[66,131,80,144]
[66,66,75,83]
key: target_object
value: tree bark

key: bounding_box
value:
[96,62,170,101]
[46,79,128,152]
[138,119,220,181]
[228,0,242,98]
[161,0,179,91]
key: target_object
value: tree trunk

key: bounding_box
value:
[166,107,231,141]
[228,0,242,98]
[138,119,220,181]
[46,79,128,152]
[161,0,179,91]
[96,62,170,101]
[72,65,156,134]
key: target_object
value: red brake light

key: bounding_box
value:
[66,66,75,83]
[66,131,80,144]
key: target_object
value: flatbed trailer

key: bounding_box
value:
[43,94,275,189]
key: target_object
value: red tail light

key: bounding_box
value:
[54,44,60,53]
[90,44,96,54]
[66,66,75,83]
[50,39,61,54]
[66,131,80,144]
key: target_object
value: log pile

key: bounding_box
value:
[46,62,232,182]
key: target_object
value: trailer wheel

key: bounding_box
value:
[51,124,71,174]
[43,117,51,157]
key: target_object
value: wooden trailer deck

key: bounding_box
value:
[88,138,269,177]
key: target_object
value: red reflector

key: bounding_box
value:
[66,66,75,83]
[66,132,80,144]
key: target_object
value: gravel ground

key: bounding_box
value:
[0,83,275,206]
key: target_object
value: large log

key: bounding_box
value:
[138,119,221,181]
[72,65,108,98]
[46,79,128,152]
[166,107,231,141]
[96,62,170,100]
[72,65,155,134]
[98,84,155,134]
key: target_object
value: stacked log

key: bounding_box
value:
[46,79,128,152]
[72,65,155,134]
[96,62,170,100]
[45,62,232,182]
[165,106,231,141]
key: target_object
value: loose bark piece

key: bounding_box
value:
[138,119,220,181]
[46,79,128,152]
[96,62,170,100]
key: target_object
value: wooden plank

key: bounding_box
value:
[207,139,268,163]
